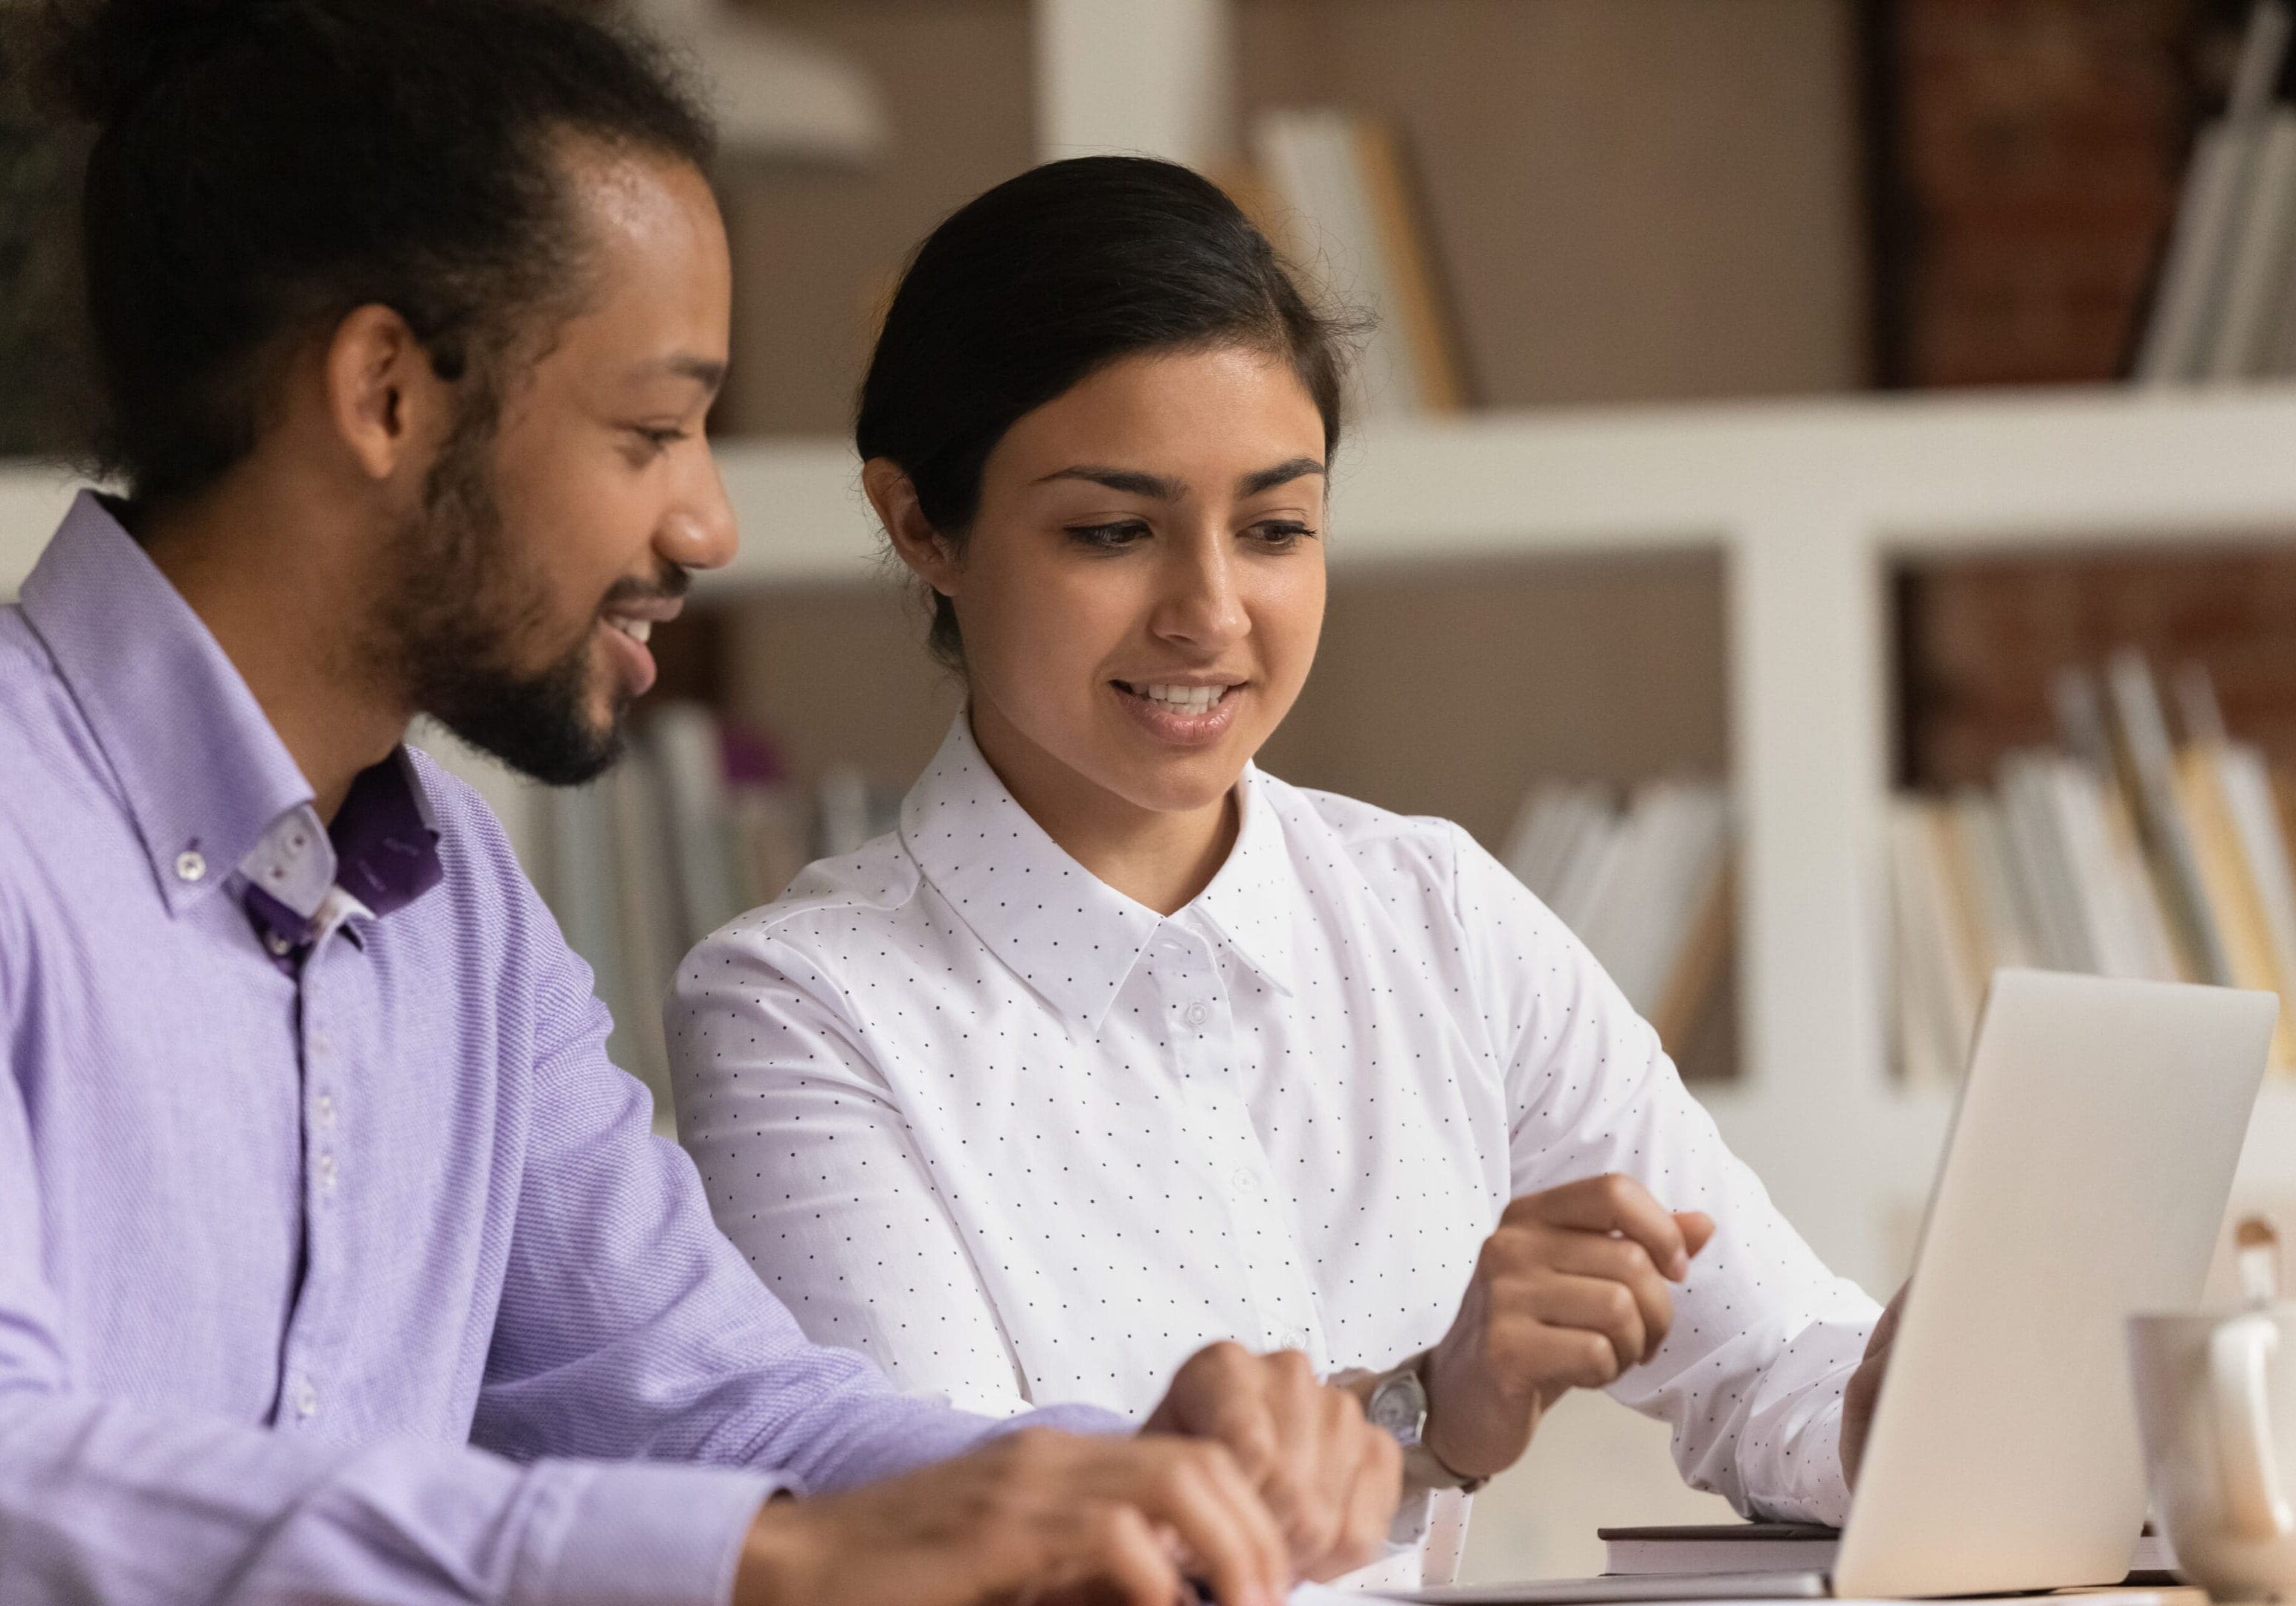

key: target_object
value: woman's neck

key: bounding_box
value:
[966,700,1238,918]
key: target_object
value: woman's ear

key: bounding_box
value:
[863,458,962,598]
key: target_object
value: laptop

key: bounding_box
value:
[1387,970,2277,1604]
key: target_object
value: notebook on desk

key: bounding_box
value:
[1593,1523,2176,1581]
[1374,971,2272,1605]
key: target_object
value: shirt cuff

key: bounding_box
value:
[517,1459,787,1606]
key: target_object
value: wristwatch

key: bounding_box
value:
[1349,1352,1488,1495]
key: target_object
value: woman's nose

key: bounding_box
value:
[1152,533,1248,647]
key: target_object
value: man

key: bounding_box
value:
[0,1,1399,1602]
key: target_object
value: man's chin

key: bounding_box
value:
[430,683,628,789]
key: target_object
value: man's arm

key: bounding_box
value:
[0,1030,781,1606]
[471,917,1067,1490]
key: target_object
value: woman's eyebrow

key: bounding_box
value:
[1238,457,1326,496]
[1034,466,1184,499]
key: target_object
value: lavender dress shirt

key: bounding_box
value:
[0,494,1109,1605]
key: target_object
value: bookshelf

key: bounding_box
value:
[14,384,2296,1289]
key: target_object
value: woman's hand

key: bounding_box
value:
[1141,1341,1403,1581]
[1841,1281,1907,1489]
[733,1425,1290,1606]
[1420,1173,1716,1481]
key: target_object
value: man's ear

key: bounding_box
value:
[862,457,961,598]
[322,304,452,484]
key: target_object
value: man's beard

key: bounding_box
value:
[375,416,628,788]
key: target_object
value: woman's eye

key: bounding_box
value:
[1066,520,1150,549]
[1248,520,1317,549]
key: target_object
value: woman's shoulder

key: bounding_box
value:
[683,827,927,975]
[1254,768,1474,889]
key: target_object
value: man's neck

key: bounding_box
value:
[134,474,407,824]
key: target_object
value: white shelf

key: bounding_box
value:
[13,382,2296,1289]
[629,0,888,164]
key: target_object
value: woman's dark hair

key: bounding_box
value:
[24,0,714,511]
[856,155,1354,669]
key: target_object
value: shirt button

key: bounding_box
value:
[174,849,206,883]
[291,1378,319,1419]
[315,1152,338,1193]
[1184,1002,1210,1028]
[315,1094,337,1130]
[264,932,294,957]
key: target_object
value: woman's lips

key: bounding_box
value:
[1110,679,1242,746]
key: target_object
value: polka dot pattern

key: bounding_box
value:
[669,717,1880,1526]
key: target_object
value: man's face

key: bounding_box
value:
[384,144,735,786]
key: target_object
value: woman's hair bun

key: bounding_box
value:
[33,0,277,127]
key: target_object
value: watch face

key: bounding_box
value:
[1368,1371,1427,1447]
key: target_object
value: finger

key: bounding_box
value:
[1255,1352,1336,1564]
[1144,1340,1259,1442]
[1518,1174,1691,1279]
[1308,1408,1402,1581]
[1511,1315,1627,1393]
[1532,1229,1675,1360]
[1129,1441,1286,1606]
[1076,1500,1190,1606]
[1526,1269,1650,1376]
[1279,1383,1367,1574]
[1675,1210,1716,1260]
[1867,1282,1908,1358]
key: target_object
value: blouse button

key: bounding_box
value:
[1184,1002,1210,1028]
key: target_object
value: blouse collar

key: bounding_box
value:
[899,714,1300,1031]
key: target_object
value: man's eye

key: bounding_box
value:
[1066,521,1149,549]
[628,425,689,457]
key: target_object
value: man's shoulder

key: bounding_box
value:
[0,606,126,854]
[396,745,559,949]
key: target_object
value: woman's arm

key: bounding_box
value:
[667,925,1036,1419]
[1441,822,1880,1524]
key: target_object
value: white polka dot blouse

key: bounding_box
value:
[668,715,1879,1527]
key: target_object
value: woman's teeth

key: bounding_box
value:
[1127,683,1229,712]
[606,616,654,645]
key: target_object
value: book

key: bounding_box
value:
[1251,106,1466,418]
[1892,653,2296,1080]
[1595,1521,2179,1580]
[2208,109,2296,378]
[2134,0,2293,383]
[1501,775,1734,1069]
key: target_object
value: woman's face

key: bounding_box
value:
[927,344,1328,826]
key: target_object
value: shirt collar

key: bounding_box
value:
[17,491,442,920]
[900,714,1297,1032]
[1187,769,1300,998]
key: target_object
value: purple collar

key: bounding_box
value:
[19,491,442,936]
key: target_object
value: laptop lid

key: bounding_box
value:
[1832,969,2274,1598]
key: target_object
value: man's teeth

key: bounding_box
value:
[606,616,654,645]
[1134,683,1228,712]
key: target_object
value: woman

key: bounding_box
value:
[669,157,1883,1581]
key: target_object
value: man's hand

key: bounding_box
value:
[733,1426,1289,1606]
[1420,1173,1716,1481]
[1840,1282,1906,1489]
[1141,1341,1403,1582]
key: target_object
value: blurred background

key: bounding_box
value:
[14,0,2296,1580]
